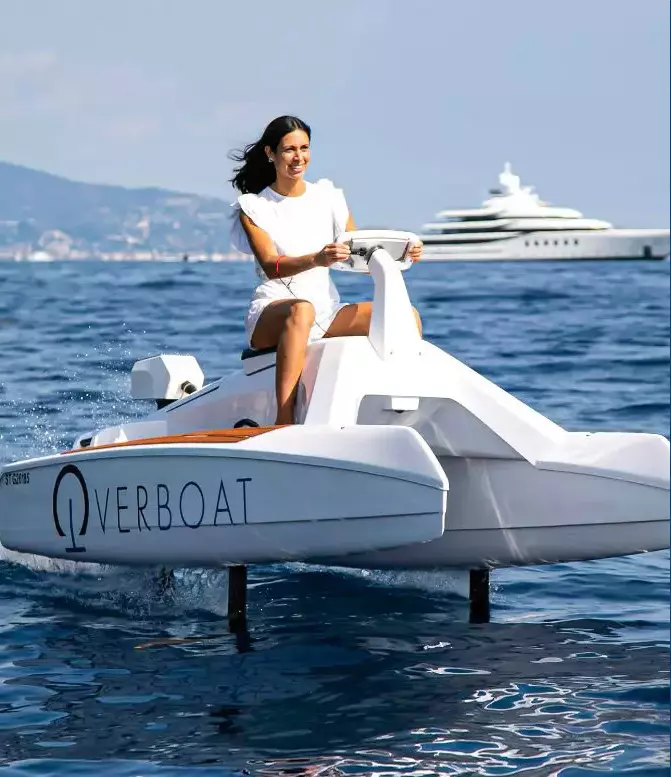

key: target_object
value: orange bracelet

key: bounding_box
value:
[275,255,286,278]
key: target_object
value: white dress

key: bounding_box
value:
[230,179,350,347]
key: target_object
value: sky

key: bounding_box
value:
[1,0,669,230]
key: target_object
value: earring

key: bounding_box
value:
[268,157,273,164]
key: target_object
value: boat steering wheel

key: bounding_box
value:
[332,230,420,272]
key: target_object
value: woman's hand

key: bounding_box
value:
[314,242,351,267]
[408,240,423,262]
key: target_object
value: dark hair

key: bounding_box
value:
[229,115,312,194]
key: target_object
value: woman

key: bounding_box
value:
[229,115,422,425]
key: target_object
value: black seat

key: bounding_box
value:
[241,345,278,361]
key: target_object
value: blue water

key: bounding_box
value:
[0,259,668,775]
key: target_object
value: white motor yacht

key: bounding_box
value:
[419,164,670,261]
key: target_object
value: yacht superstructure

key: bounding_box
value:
[419,164,670,261]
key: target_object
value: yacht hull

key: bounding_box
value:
[420,229,670,262]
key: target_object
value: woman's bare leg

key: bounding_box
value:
[249,299,421,425]
[325,301,422,337]
[251,299,315,425]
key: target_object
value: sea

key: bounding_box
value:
[0,258,668,776]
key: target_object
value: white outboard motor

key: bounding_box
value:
[131,355,205,408]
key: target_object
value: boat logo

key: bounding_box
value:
[52,464,89,553]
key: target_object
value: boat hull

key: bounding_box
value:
[420,229,670,262]
[0,426,448,566]
[328,455,670,569]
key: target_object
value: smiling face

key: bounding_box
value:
[266,129,311,186]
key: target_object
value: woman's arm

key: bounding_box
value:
[239,211,350,279]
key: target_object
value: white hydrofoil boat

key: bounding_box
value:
[0,231,668,610]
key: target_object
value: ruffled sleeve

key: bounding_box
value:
[314,178,350,239]
[229,193,277,255]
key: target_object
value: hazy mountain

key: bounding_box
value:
[0,162,233,258]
